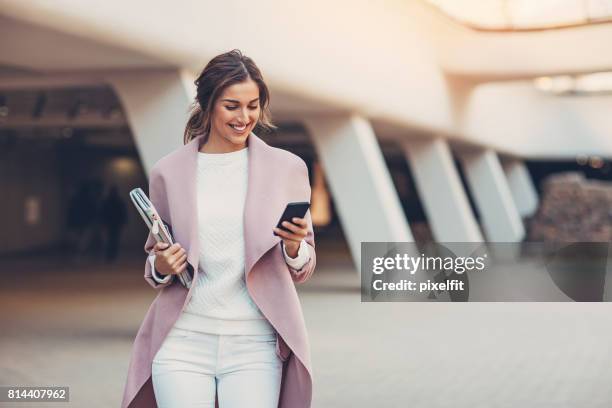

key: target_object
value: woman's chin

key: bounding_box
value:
[225,132,249,144]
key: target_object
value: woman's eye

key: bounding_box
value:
[225,105,258,111]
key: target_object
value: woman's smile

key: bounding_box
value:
[228,122,251,134]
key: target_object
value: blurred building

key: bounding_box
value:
[1,0,611,270]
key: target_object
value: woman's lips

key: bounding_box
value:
[229,123,249,133]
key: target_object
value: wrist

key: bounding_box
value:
[284,241,300,258]
[152,257,168,276]
[150,255,172,284]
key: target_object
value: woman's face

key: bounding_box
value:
[208,78,261,151]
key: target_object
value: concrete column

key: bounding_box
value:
[459,149,525,242]
[502,158,539,218]
[106,69,196,174]
[303,114,414,270]
[402,138,483,242]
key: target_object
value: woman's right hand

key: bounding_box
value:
[153,242,188,276]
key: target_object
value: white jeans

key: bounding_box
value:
[151,327,283,408]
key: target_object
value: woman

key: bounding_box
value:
[121,50,316,408]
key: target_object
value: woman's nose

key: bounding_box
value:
[239,108,250,123]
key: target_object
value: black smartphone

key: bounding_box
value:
[274,202,310,235]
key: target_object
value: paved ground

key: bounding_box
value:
[2,247,612,408]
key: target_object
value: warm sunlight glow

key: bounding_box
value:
[426,0,612,29]
[534,72,612,94]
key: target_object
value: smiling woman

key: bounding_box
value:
[183,49,276,146]
[122,49,316,408]
[203,80,262,153]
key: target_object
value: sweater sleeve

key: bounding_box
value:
[282,239,311,270]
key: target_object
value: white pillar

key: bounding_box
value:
[502,158,539,218]
[106,69,196,174]
[459,149,525,242]
[303,114,413,270]
[403,138,483,242]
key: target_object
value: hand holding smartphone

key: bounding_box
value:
[273,202,310,236]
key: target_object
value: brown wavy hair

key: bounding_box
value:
[183,49,275,145]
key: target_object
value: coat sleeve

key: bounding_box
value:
[143,166,175,290]
[286,160,316,284]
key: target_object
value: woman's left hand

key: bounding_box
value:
[273,217,308,258]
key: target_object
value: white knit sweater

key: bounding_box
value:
[150,146,310,335]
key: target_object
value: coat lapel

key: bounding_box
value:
[244,133,283,277]
[179,136,202,278]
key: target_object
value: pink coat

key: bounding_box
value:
[121,133,316,408]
